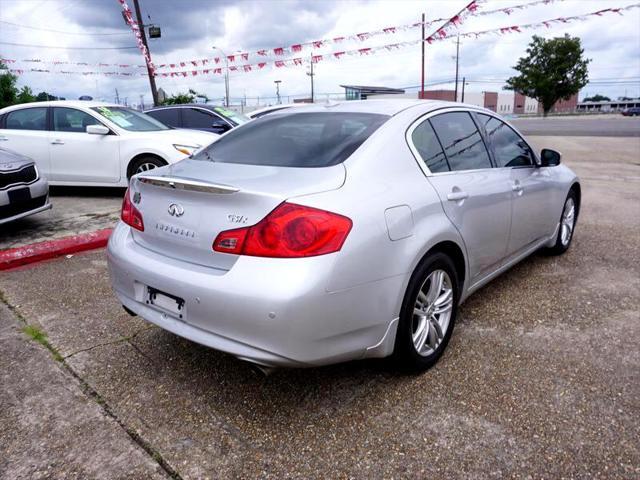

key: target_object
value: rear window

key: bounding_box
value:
[193,112,389,167]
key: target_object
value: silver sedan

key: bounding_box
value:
[0,147,51,225]
[107,100,580,371]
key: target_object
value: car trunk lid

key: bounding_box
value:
[130,159,345,269]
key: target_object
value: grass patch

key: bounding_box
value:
[22,324,63,362]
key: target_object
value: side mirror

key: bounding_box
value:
[540,148,561,167]
[211,121,230,134]
[86,124,110,135]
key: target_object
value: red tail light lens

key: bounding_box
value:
[213,202,352,258]
[121,187,144,231]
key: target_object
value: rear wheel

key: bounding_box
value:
[545,190,578,255]
[128,156,166,179]
[393,252,459,372]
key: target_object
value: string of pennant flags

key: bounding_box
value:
[2,2,638,78]
[3,0,555,71]
[117,0,156,75]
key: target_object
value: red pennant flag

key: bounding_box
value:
[180,62,186,67]
[334,51,345,58]
[438,30,448,38]
[203,69,209,74]
[426,36,434,44]
[333,36,345,43]
[358,48,371,55]
[511,26,521,32]
[214,58,220,64]
[313,40,323,48]
[228,55,235,62]
[383,27,396,34]
[275,60,285,68]
[312,54,323,63]
[258,62,266,69]
[274,47,284,56]
[357,33,369,41]
[191,61,198,66]
[214,68,222,74]
[241,53,248,61]
[292,44,302,52]
[181,72,187,77]
[229,65,238,71]
[257,49,268,56]
[202,59,209,65]
[293,58,303,65]
[243,65,252,72]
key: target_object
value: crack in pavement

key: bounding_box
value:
[0,291,184,480]
[62,325,157,360]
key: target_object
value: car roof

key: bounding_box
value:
[262,99,463,117]
[145,104,220,112]
[0,100,122,112]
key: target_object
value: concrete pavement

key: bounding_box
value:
[0,136,638,478]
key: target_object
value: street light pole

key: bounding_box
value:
[212,46,230,107]
[274,80,282,104]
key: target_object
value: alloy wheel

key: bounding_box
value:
[412,269,454,356]
[560,197,575,246]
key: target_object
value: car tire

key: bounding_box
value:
[545,190,578,255]
[393,252,459,372]
[128,156,166,179]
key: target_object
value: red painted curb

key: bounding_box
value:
[0,228,113,271]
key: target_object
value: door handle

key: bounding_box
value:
[512,182,523,193]
[447,191,469,201]
[51,139,65,145]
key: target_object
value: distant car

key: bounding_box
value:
[108,100,581,371]
[0,101,217,187]
[0,147,51,225]
[621,107,640,116]
[145,104,249,134]
[247,103,308,119]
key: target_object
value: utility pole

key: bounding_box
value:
[274,80,282,104]
[421,13,425,99]
[212,46,230,107]
[461,77,466,103]
[307,54,315,103]
[132,0,158,106]
[115,88,120,104]
[453,34,460,102]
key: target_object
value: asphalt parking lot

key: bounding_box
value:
[1,133,639,478]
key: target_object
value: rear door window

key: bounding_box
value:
[5,108,48,131]
[147,108,181,128]
[411,120,449,173]
[194,112,389,167]
[476,114,534,167]
[430,112,492,171]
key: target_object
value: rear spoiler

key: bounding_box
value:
[136,175,239,194]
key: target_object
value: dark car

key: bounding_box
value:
[145,104,249,134]
[621,106,640,116]
[0,147,51,225]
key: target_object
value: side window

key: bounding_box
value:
[147,108,180,127]
[5,108,48,131]
[430,112,492,171]
[411,120,449,173]
[53,108,100,133]
[477,114,533,168]
[183,108,216,128]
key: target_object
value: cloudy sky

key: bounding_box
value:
[1,0,639,108]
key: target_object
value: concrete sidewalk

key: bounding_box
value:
[0,302,168,479]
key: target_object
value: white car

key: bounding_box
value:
[247,103,308,119]
[0,101,217,187]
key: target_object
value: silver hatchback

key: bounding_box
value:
[107,100,579,371]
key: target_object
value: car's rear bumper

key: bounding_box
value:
[107,223,401,367]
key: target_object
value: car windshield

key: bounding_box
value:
[193,112,388,167]
[91,106,169,131]
[211,106,249,125]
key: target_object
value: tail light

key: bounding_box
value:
[213,202,352,258]
[121,187,144,231]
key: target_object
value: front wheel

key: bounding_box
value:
[127,156,166,179]
[545,190,578,255]
[393,252,459,372]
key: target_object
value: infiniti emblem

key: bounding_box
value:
[168,203,185,217]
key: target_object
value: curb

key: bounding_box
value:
[0,228,113,271]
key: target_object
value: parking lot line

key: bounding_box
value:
[0,228,112,271]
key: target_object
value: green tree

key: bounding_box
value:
[0,62,19,108]
[17,86,36,104]
[161,88,208,105]
[36,91,58,101]
[583,94,610,102]
[505,34,590,116]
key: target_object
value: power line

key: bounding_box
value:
[0,19,130,35]
[0,41,137,50]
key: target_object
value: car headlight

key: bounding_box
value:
[173,144,200,156]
